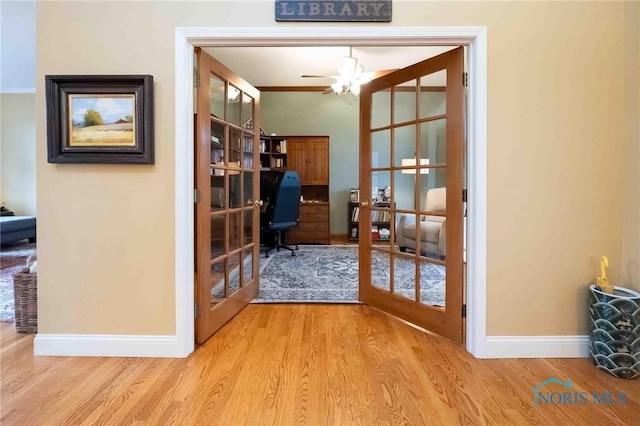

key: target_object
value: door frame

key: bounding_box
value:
[174,26,488,358]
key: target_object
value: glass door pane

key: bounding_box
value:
[242,93,254,128]
[242,248,253,287]
[371,88,391,128]
[393,124,417,168]
[420,118,447,166]
[418,255,446,307]
[210,214,226,260]
[228,84,241,126]
[243,133,254,169]
[228,252,241,294]
[210,259,226,306]
[371,129,390,168]
[393,255,416,301]
[371,249,391,291]
[229,129,241,167]
[210,75,225,120]
[394,81,417,124]
[419,71,447,119]
[211,120,225,166]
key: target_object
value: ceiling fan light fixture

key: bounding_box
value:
[339,56,363,79]
[354,64,364,78]
[301,46,387,98]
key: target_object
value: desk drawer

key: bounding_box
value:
[300,204,329,214]
[300,212,329,223]
[288,230,329,244]
[297,222,329,232]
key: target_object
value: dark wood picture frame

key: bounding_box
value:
[46,75,154,164]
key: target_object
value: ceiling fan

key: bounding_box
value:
[301,47,397,96]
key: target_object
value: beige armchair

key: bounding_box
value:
[396,187,446,259]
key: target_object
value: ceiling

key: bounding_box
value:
[203,46,456,88]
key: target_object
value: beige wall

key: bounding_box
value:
[1,93,36,216]
[36,1,637,338]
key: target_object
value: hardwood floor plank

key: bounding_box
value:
[1,305,639,425]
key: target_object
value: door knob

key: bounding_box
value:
[254,200,264,207]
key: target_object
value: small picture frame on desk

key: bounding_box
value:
[350,189,359,203]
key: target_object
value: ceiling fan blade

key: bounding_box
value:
[301,74,337,79]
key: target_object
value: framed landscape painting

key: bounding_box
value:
[46,75,154,164]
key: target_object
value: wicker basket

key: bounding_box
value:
[13,254,37,333]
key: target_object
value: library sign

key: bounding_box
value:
[275,0,392,22]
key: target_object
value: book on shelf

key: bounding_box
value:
[243,138,253,152]
[351,204,391,224]
[351,206,360,222]
[370,209,390,223]
[371,226,379,239]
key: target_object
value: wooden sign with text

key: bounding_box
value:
[275,0,392,22]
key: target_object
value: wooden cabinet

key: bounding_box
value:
[283,135,330,244]
[288,202,330,245]
[287,136,329,185]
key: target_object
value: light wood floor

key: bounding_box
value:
[1,304,638,425]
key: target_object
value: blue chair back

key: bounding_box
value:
[268,171,301,231]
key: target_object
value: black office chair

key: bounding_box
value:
[261,171,301,257]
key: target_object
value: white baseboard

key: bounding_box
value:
[33,333,590,359]
[34,334,186,358]
[482,335,590,358]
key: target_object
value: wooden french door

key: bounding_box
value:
[359,47,465,343]
[195,48,261,344]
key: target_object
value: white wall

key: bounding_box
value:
[0,0,36,92]
[1,93,36,216]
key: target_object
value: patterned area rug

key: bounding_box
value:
[252,245,445,305]
[0,242,37,322]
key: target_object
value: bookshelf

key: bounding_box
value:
[259,135,288,170]
[347,201,392,242]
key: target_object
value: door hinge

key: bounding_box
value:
[462,72,468,87]
[194,69,199,88]
[195,303,200,318]
[462,304,467,318]
[194,189,201,203]
[462,188,467,203]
